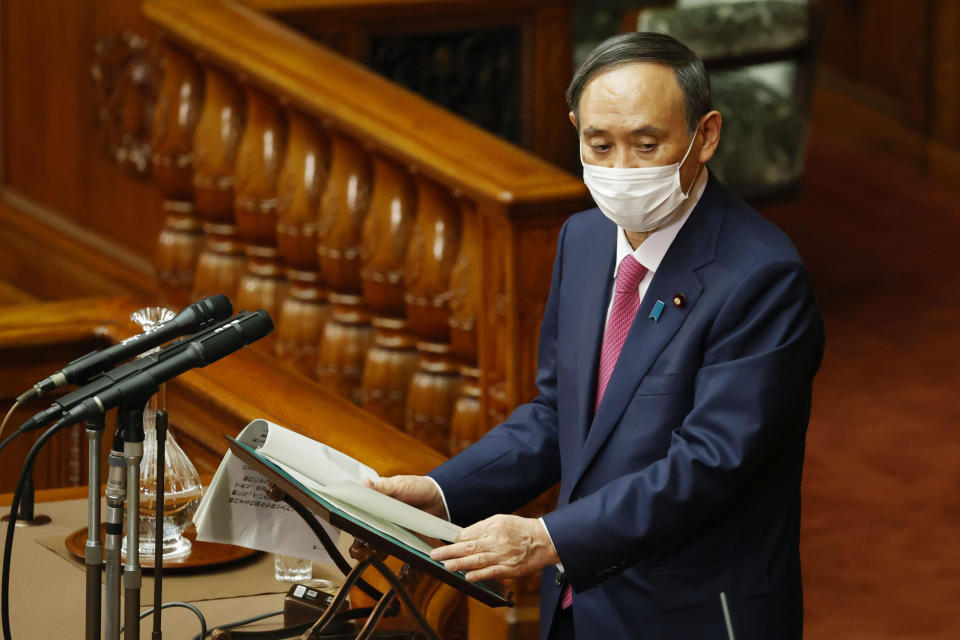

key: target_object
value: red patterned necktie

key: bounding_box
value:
[562,255,648,610]
[595,254,648,410]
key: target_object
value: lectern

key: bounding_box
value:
[225,437,513,639]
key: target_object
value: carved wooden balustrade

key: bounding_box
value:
[144,0,588,459]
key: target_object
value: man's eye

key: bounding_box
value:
[638,143,656,151]
[592,144,610,152]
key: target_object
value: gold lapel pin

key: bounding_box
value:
[673,294,686,308]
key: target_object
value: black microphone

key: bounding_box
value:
[28,294,233,397]
[62,310,273,425]
[20,310,256,433]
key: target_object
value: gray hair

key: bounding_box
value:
[567,32,711,134]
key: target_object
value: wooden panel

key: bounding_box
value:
[0,197,158,302]
[2,0,166,260]
[931,0,960,146]
[819,0,933,128]
[813,0,960,187]
[0,281,36,306]
[528,6,576,169]
[0,336,113,494]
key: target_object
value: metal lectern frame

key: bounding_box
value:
[225,437,513,640]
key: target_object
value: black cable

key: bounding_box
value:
[121,601,209,639]
[115,596,405,640]
[353,589,397,640]
[370,557,441,640]
[210,608,405,640]
[0,428,24,457]
[1,417,69,640]
[280,495,383,601]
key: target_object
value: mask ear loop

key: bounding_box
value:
[678,126,703,197]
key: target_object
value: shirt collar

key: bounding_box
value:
[613,166,708,278]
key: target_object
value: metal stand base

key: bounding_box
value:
[1,514,51,527]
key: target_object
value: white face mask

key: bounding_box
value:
[580,132,699,232]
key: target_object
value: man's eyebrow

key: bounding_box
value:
[630,125,667,137]
[581,126,607,137]
[581,125,667,137]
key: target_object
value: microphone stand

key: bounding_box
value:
[121,400,148,640]
[85,413,105,640]
[104,429,127,640]
[151,409,167,640]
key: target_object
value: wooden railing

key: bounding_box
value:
[238,0,577,169]
[144,0,588,460]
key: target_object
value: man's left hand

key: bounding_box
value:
[429,514,560,582]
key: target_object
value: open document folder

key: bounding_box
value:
[195,419,460,559]
[196,419,512,607]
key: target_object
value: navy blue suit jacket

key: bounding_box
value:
[429,175,824,639]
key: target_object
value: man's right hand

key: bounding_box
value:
[363,475,448,520]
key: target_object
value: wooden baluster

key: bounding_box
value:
[316,132,373,403]
[192,67,245,302]
[275,108,331,375]
[359,156,419,428]
[447,199,482,455]
[151,41,204,307]
[234,87,288,321]
[404,176,462,454]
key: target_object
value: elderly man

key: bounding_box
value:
[367,32,823,639]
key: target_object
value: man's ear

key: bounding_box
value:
[697,110,722,164]
[568,111,579,132]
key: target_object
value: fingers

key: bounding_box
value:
[366,476,398,495]
[366,475,413,499]
[365,475,445,518]
[441,552,498,573]
[465,565,510,582]
[430,526,512,573]
[429,515,558,581]
[430,540,476,562]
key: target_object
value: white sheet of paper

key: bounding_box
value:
[258,425,379,487]
[271,462,434,554]
[315,481,461,543]
[194,419,351,562]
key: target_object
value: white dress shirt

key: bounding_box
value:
[604,166,708,325]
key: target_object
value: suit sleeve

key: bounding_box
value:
[426,220,568,527]
[541,259,825,591]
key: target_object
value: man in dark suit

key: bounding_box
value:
[367,32,824,639]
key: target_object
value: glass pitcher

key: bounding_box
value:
[122,306,203,559]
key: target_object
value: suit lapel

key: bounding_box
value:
[572,217,617,450]
[567,175,725,498]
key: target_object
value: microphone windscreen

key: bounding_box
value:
[205,294,233,321]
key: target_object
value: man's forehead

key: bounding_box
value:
[578,62,686,130]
